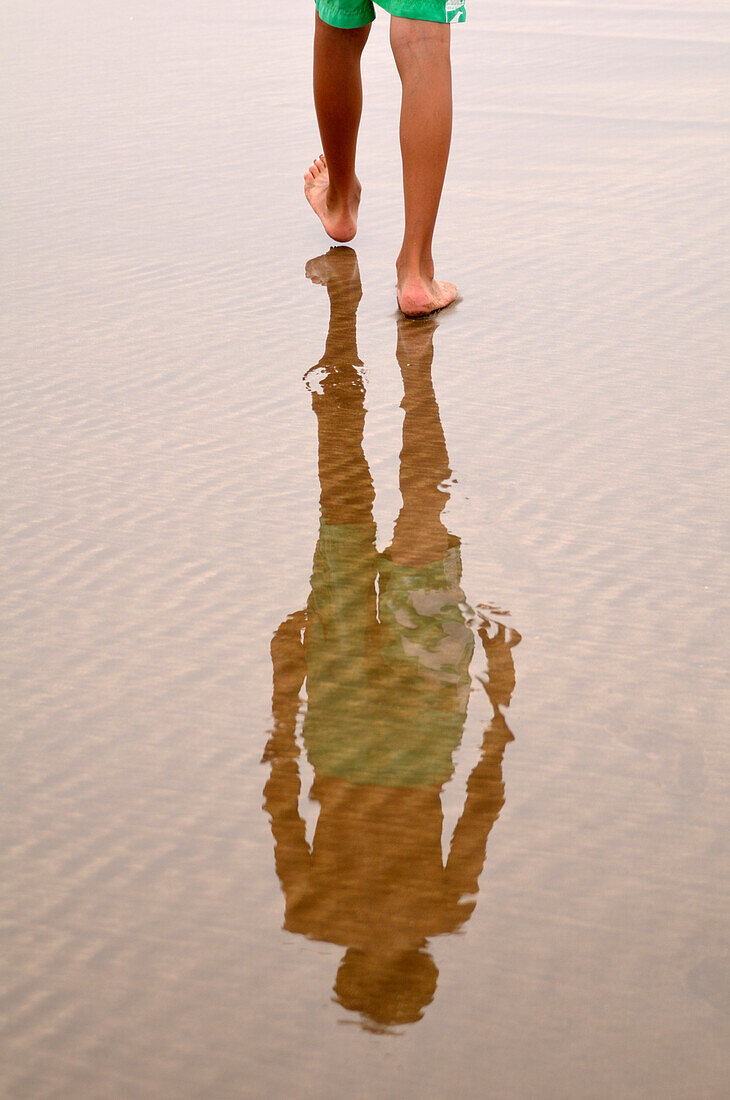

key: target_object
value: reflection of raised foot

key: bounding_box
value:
[304,155,361,243]
[304,246,364,392]
[305,245,361,292]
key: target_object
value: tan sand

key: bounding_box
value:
[1,1,729,1096]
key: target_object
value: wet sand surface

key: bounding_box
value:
[2,1,729,1096]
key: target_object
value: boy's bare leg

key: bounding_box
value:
[304,14,371,243]
[390,16,457,317]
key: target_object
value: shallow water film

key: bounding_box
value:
[2,0,729,1096]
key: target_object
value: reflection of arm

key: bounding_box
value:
[262,613,310,902]
[444,617,519,905]
[444,711,512,910]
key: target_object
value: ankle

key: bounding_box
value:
[327,177,360,209]
[396,253,435,286]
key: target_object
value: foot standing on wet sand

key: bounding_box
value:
[303,1,465,317]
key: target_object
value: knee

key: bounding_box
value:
[316,12,372,52]
[390,15,450,58]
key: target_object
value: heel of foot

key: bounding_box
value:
[328,213,358,244]
[397,279,457,318]
[398,292,435,318]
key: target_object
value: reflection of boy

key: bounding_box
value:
[265,564,516,1028]
[262,249,518,1029]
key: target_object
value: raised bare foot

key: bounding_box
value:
[304,155,361,243]
[396,272,458,318]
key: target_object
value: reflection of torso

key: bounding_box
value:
[284,778,475,952]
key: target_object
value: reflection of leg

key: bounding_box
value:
[306,247,363,370]
[303,245,379,787]
[314,374,375,524]
[306,247,374,525]
[387,318,451,566]
[390,17,457,317]
[305,16,371,243]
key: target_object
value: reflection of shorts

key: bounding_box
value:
[315,0,466,29]
[303,521,473,788]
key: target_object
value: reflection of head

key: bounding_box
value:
[334,946,439,1029]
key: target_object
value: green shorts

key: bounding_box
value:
[316,0,466,29]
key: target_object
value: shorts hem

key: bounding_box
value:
[315,0,465,27]
[315,1,376,28]
[377,0,463,23]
